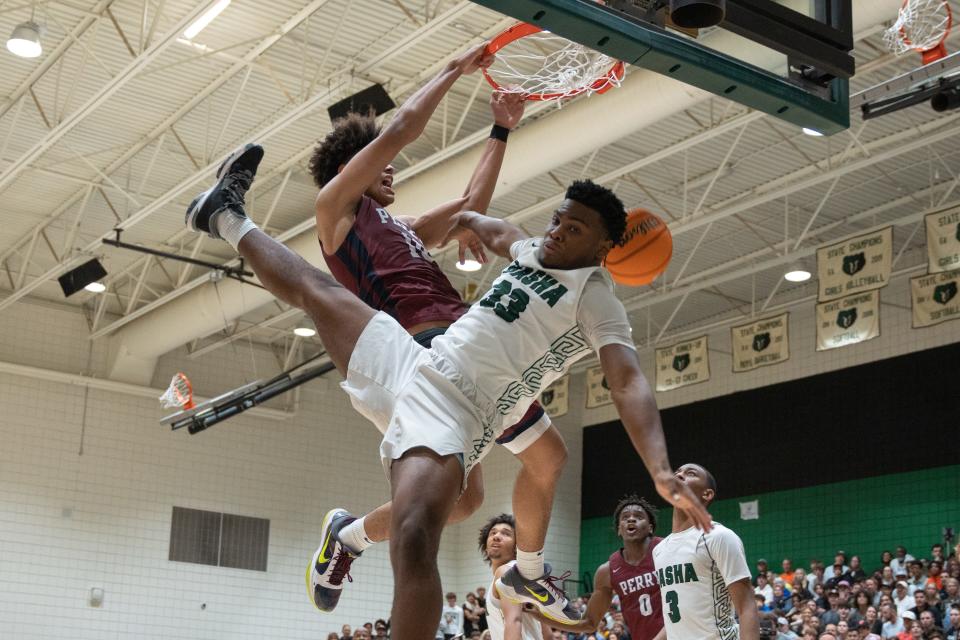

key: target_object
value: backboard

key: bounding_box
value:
[470,0,854,134]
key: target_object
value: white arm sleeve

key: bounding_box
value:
[705,526,752,587]
[577,274,636,352]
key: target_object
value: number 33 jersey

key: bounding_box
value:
[430,238,633,453]
[609,538,664,640]
[652,523,751,640]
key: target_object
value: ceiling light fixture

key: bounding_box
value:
[84,282,107,293]
[183,0,231,40]
[293,327,316,338]
[58,258,108,297]
[801,127,824,137]
[455,259,482,272]
[7,20,42,58]
[784,266,812,282]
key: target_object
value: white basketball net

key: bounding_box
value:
[485,32,622,100]
[159,372,194,409]
[883,0,951,55]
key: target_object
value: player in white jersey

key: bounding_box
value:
[652,464,759,640]
[479,514,550,640]
[183,50,710,634]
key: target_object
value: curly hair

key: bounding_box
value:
[478,513,515,565]
[565,179,627,246]
[612,494,658,536]
[308,113,381,189]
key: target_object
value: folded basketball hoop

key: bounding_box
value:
[884,0,953,65]
[159,372,195,410]
[482,22,625,102]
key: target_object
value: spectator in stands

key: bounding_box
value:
[926,584,944,614]
[793,577,815,605]
[912,590,944,627]
[777,615,799,640]
[933,546,947,564]
[891,548,916,579]
[838,582,854,606]
[440,592,463,640]
[475,587,489,632]
[774,582,794,613]
[801,627,817,640]
[463,592,483,637]
[864,606,883,635]
[881,603,905,639]
[342,625,353,640]
[857,592,873,618]
[363,623,374,637]
[909,562,927,595]
[374,619,389,640]
[329,633,341,640]
[354,627,371,640]
[896,582,917,615]
[758,573,775,605]
[948,562,960,583]
[781,559,795,584]
[755,559,769,586]
[929,563,946,592]
[880,551,894,572]
[943,579,960,612]
[758,593,774,613]
[863,579,881,607]
[849,557,868,584]
[882,568,898,590]
[945,605,959,640]
[827,554,851,583]
[919,609,944,638]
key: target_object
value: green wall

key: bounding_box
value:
[579,465,960,586]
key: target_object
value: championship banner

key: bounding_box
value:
[540,376,569,418]
[816,291,880,351]
[731,313,790,372]
[925,207,960,273]
[655,336,710,392]
[817,227,892,302]
[911,270,960,328]
[585,366,613,409]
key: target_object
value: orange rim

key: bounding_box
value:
[899,0,952,61]
[481,21,626,101]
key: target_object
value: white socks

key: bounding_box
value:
[339,516,375,554]
[217,209,258,251]
[516,548,545,579]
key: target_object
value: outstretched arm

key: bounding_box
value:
[446,210,529,259]
[598,343,712,532]
[412,90,526,263]
[315,42,493,251]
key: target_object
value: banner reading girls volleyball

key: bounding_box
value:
[816,291,880,350]
[539,376,569,417]
[911,270,960,328]
[731,313,790,372]
[655,336,710,392]
[925,207,960,273]
[817,227,892,302]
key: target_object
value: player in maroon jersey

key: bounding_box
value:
[533,495,665,640]
[302,43,570,623]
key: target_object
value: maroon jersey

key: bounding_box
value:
[322,195,468,331]
[609,538,663,640]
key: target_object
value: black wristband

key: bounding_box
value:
[490,124,510,142]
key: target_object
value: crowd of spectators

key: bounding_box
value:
[325,543,958,640]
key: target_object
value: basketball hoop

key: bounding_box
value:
[884,0,953,65]
[482,22,625,102]
[159,372,195,410]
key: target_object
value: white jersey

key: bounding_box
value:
[652,522,751,640]
[431,238,633,468]
[488,563,543,640]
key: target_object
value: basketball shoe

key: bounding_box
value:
[496,563,581,624]
[306,508,362,612]
[185,143,264,238]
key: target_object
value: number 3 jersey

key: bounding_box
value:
[430,237,634,466]
[651,523,751,640]
[609,538,664,640]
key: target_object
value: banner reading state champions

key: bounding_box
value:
[655,336,710,392]
[731,313,790,372]
[911,270,960,328]
[925,206,960,273]
[816,291,880,351]
[817,227,891,302]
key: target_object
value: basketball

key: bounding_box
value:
[604,208,673,286]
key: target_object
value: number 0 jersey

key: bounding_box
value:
[321,195,468,331]
[430,237,634,466]
[652,523,751,640]
[609,538,664,640]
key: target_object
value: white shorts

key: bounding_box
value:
[340,312,496,487]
